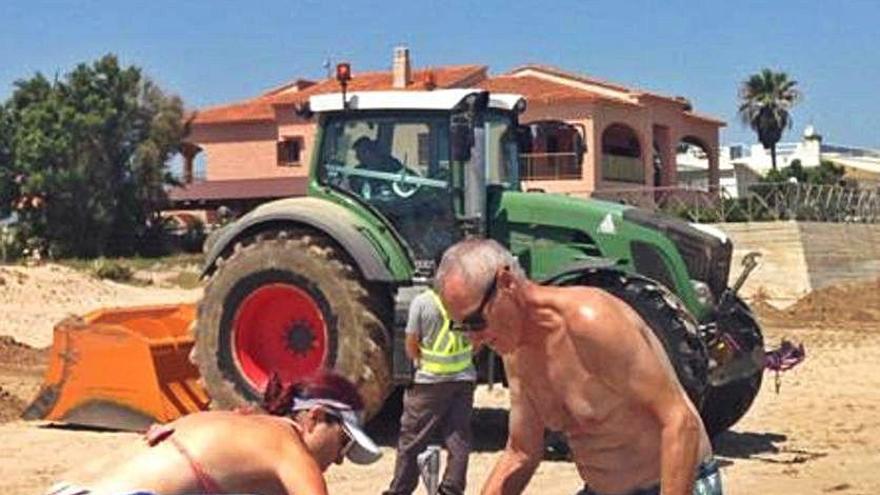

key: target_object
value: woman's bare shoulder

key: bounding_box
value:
[174,411,304,445]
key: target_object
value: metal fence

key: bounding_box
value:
[591,183,880,224]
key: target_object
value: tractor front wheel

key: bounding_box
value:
[192,232,392,418]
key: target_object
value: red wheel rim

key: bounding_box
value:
[232,283,329,392]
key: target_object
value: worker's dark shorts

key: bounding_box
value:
[575,458,723,495]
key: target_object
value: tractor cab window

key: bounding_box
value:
[319,113,460,263]
[485,112,519,189]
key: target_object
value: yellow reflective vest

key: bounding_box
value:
[418,290,473,375]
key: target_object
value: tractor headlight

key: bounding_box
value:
[691,279,714,308]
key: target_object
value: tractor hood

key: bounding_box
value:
[492,190,634,281]
[492,190,731,315]
[496,190,630,233]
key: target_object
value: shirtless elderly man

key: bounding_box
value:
[437,239,721,495]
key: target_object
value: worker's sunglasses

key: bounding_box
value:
[453,275,498,333]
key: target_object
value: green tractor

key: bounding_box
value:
[192,87,765,437]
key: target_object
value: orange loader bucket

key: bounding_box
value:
[23,304,210,431]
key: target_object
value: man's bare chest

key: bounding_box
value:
[514,346,619,432]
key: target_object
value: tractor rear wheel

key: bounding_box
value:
[555,270,709,410]
[192,231,392,418]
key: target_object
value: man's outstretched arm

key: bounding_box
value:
[481,359,544,495]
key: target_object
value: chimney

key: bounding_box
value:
[392,46,411,88]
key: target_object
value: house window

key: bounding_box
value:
[278,137,304,166]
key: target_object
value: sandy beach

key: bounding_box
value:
[1,264,878,494]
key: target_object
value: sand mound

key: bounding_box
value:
[0,337,44,423]
[0,336,47,367]
[0,386,26,423]
[0,263,201,348]
[753,277,880,325]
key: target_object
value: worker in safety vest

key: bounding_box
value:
[383,287,476,495]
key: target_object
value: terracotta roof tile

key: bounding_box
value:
[507,64,723,124]
[269,64,487,105]
[511,64,636,94]
[479,75,639,107]
[512,64,677,101]
[190,63,722,126]
[192,99,276,124]
[192,65,487,125]
[512,64,706,110]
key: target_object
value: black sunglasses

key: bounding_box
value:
[324,409,355,458]
[453,275,498,333]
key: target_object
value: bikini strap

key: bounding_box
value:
[168,436,223,494]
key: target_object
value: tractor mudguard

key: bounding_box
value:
[537,258,621,285]
[202,197,409,282]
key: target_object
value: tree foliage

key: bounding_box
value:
[0,54,186,257]
[738,69,801,171]
[762,159,846,185]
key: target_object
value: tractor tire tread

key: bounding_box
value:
[192,231,392,417]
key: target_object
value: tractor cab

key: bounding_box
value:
[309,89,528,269]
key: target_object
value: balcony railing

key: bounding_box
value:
[519,152,582,181]
[601,155,645,183]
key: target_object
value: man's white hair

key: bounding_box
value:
[435,239,525,293]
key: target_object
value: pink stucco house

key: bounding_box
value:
[172,49,723,212]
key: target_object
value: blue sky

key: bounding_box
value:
[2,0,878,148]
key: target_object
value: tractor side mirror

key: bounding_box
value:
[450,118,473,162]
[450,91,491,163]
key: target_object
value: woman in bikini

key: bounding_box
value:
[46,371,382,495]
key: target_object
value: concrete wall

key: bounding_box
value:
[799,223,880,289]
[714,222,880,307]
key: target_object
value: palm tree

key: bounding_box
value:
[738,69,801,171]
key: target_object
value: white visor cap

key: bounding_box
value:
[291,397,382,465]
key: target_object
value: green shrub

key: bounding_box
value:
[169,271,202,289]
[0,225,24,262]
[91,258,133,282]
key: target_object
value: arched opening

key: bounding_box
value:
[601,124,643,183]
[675,136,711,190]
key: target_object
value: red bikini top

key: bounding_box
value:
[145,423,223,494]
